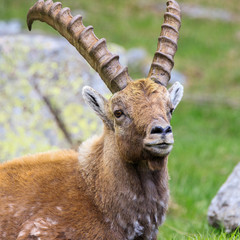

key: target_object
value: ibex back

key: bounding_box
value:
[0,0,183,239]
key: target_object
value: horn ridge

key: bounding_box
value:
[27,0,131,93]
[67,15,83,34]
[158,36,178,56]
[110,66,130,92]
[148,0,181,87]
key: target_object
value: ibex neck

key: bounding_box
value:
[78,129,169,239]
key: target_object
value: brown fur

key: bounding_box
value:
[0,150,121,239]
[0,79,182,240]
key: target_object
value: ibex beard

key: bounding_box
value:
[0,0,183,239]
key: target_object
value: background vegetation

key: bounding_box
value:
[1,0,240,239]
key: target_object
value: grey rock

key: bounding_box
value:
[142,3,238,23]
[127,48,148,67]
[181,4,233,22]
[0,126,5,137]
[208,163,240,232]
[169,70,186,85]
[0,33,106,160]
[0,20,22,35]
[126,48,150,76]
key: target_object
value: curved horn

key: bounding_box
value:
[27,0,132,93]
[148,0,181,87]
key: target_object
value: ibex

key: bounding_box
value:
[0,0,183,239]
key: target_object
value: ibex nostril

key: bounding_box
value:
[165,126,172,134]
[151,126,172,135]
[151,126,164,134]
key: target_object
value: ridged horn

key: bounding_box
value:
[27,0,132,93]
[148,0,181,87]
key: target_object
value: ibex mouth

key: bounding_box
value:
[156,143,171,148]
[144,140,174,157]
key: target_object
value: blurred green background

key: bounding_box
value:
[0,0,240,239]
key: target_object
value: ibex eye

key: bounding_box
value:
[114,110,123,118]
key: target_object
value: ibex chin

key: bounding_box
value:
[0,0,183,239]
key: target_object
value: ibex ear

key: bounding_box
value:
[168,82,184,109]
[82,86,113,129]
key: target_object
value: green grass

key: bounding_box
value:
[1,0,240,239]
[161,227,240,240]
[158,101,240,239]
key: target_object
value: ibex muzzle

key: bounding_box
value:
[145,123,174,157]
[141,81,183,157]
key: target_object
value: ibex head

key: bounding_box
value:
[27,0,183,165]
[83,79,182,164]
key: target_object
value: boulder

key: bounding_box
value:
[208,163,240,232]
[0,33,107,161]
[0,20,22,35]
